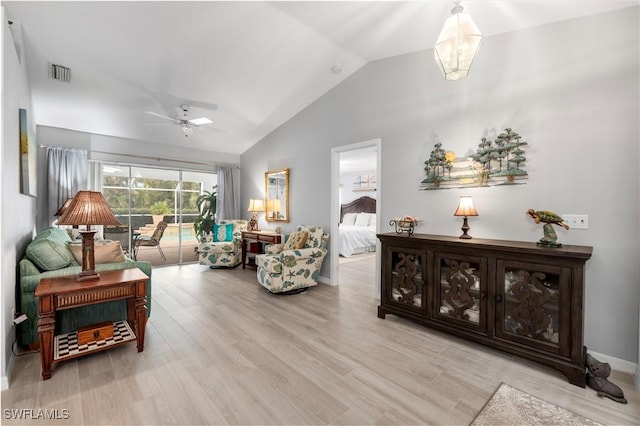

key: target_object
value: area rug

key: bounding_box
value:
[470,383,603,426]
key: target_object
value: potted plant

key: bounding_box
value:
[193,186,217,238]
[150,200,171,225]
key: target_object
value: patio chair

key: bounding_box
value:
[134,221,168,260]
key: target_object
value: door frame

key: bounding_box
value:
[330,138,381,296]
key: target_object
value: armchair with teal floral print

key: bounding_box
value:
[255,225,329,293]
[197,219,248,268]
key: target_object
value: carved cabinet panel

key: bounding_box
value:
[433,252,488,334]
[377,233,592,387]
[495,260,570,357]
[381,245,427,315]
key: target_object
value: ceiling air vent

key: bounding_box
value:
[49,63,71,82]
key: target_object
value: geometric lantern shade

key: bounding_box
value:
[57,191,121,280]
[434,1,482,81]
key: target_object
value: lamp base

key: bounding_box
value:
[459,217,473,239]
[77,270,100,281]
[249,213,260,232]
[78,230,99,281]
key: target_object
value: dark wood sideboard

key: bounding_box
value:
[377,233,593,387]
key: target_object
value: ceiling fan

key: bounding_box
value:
[144,104,222,138]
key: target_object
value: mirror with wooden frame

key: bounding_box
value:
[265,168,289,222]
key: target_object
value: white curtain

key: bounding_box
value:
[88,161,103,192]
[47,147,88,225]
[217,166,239,220]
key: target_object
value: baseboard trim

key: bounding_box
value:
[318,275,333,286]
[588,350,637,375]
[1,352,14,390]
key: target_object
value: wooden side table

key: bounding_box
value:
[241,231,282,269]
[34,268,149,380]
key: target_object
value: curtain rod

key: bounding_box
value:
[39,144,240,169]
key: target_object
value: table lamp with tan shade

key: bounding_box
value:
[453,195,478,239]
[57,191,121,281]
[54,198,72,217]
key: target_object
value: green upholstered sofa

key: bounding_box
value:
[17,227,152,347]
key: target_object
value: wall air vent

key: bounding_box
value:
[49,63,71,82]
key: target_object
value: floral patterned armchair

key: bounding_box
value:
[256,225,329,293]
[197,219,248,268]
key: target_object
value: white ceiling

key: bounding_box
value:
[4,1,637,155]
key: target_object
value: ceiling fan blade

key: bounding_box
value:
[144,111,178,123]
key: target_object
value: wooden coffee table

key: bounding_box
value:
[34,268,149,380]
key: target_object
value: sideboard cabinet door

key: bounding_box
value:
[495,260,571,357]
[432,252,488,335]
[380,245,428,316]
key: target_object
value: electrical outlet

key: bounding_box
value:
[562,214,589,230]
[12,309,27,325]
[13,313,27,325]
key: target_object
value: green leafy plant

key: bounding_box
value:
[150,200,171,215]
[193,186,217,236]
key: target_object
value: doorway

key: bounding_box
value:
[330,139,381,295]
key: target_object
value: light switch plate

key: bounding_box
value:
[562,214,589,230]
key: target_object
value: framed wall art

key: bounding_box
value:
[19,108,37,197]
[420,128,529,190]
[352,174,376,191]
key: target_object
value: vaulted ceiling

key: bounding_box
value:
[3,1,635,155]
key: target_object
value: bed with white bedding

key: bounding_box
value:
[339,196,377,257]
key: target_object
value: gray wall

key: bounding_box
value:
[1,10,38,389]
[240,8,640,364]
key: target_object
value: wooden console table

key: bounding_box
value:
[241,230,282,269]
[34,268,149,380]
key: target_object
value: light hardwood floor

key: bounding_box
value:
[3,255,638,425]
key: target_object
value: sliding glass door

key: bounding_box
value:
[102,164,216,266]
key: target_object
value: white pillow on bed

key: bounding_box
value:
[342,213,357,226]
[354,213,371,227]
[369,214,376,227]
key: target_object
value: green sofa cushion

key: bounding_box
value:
[25,227,74,271]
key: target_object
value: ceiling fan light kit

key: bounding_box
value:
[144,104,222,138]
[180,122,193,137]
[434,0,482,81]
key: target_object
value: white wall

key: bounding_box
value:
[241,8,640,364]
[1,11,38,390]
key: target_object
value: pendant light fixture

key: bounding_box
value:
[434,0,482,80]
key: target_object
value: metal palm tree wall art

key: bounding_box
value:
[421,128,529,190]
